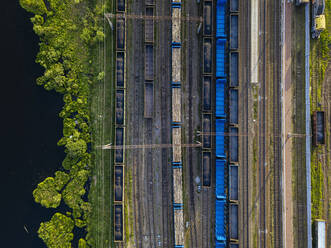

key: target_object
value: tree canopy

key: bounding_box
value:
[38,213,75,248]
[19,0,47,15]
[20,0,105,246]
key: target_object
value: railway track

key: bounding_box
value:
[128,0,145,245]
[145,119,155,248]
[186,2,198,247]
[272,0,283,247]
[158,0,172,247]
[258,0,267,246]
[240,0,250,246]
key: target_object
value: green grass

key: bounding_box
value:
[87,0,115,246]
[311,149,324,219]
[309,0,331,224]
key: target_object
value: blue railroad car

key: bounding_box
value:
[216,78,226,118]
[215,241,227,248]
[216,119,226,158]
[215,200,227,242]
[216,159,226,200]
[216,0,227,38]
[216,38,227,78]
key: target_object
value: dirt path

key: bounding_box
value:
[283,2,294,247]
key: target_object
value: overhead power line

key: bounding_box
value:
[105,13,202,22]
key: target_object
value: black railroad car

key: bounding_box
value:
[203,114,212,149]
[145,44,154,81]
[145,7,154,43]
[203,38,213,74]
[117,0,125,12]
[116,18,125,50]
[114,166,124,202]
[203,1,213,36]
[115,127,124,163]
[116,89,124,125]
[203,76,212,112]
[202,151,211,187]
[114,204,124,241]
[116,52,125,87]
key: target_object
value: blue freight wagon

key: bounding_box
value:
[215,199,227,242]
[230,15,239,50]
[230,52,239,87]
[216,39,227,78]
[229,89,238,125]
[216,0,227,38]
[216,159,226,199]
[216,119,226,158]
[216,79,226,118]
[215,241,227,248]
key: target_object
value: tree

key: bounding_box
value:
[62,170,89,211]
[33,171,70,208]
[38,213,74,248]
[33,177,61,208]
[19,0,47,15]
[54,171,70,191]
[78,238,88,248]
[65,138,87,158]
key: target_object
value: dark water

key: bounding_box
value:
[0,1,64,247]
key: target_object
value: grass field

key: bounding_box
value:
[87,0,115,247]
[310,0,330,221]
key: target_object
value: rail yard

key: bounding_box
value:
[96,0,331,247]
